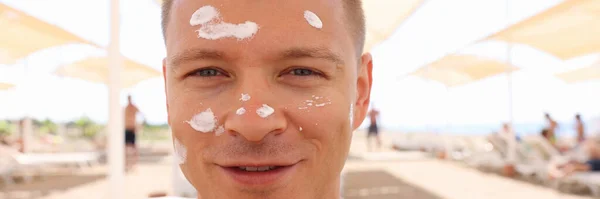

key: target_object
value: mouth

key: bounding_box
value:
[219,162,300,186]
[235,166,283,172]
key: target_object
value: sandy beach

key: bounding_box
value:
[0,131,596,199]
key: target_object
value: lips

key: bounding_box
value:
[237,166,279,172]
[218,161,301,186]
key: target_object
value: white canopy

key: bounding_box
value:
[486,0,600,60]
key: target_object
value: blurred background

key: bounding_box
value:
[0,0,598,198]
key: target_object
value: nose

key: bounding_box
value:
[223,89,288,143]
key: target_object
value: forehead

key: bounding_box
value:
[165,0,353,61]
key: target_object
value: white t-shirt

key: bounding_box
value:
[148,197,192,199]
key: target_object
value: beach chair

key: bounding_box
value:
[1,144,103,168]
[0,155,16,187]
[14,152,103,168]
[0,148,44,184]
[459,136,505,173]
[520,136,596,193]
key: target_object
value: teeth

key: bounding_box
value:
[257,166,270,171]
[238,166,279,172]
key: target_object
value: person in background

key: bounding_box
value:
[367,106,381,152]
[575,114,586,144]
[545,113,559,145]
[125,95,143,170]
[549,139,600,178]
[498,123,517,163]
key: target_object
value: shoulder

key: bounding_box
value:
[147,197,193,199]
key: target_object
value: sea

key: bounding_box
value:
[368,119,600,138]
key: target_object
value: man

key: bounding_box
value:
[125,95,141,170]
[575,114,586,144]
[544,113,558,145]
[549,139,600,178]
[367,107,381,152]
[160,0,373,198]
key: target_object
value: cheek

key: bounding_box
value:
[289,96,352,143]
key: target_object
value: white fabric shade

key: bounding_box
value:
[486,0,600,60]
[54,57,162,89]
[0,3,95,64]
[362,0,425,53]
[410,55,518,87]
[556,60,600,83]
[0,82,14,90]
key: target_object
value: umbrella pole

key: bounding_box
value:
[504,0,517,176]
[107,0,125,198]
[22,57,33,153]
[506,0,514,134]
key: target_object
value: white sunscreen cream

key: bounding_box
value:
[236,107,247,115]
[174,138,187,165]
[304,10,323,29]
[215,125,225,136]
[187,108,217,133]
[197,22,259,40]
[256,104,275,118]
[240,93,251,101]
[189,6,219,26]
[190,6,259,40]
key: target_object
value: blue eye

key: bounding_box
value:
[192,68,222,77]
[290,69,316,76]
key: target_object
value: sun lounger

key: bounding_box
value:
[14,152,103,168]
[0,155,16,186]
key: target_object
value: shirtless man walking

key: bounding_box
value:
[367,107,381,152]
[125,95,141,170]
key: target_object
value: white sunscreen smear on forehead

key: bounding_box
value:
[236,107,246,115]
[174,138,187,165]
[256,104,275,118]
[240,93,251,102]
[197,22,259,40]
[190,6,259,40]
[187,108,217,133]
[189,6,219,26]
[304,10,323,29]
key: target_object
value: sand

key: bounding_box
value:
[0,131,595,199]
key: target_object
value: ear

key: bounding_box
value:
[162,58,171,126]
[353,53,373,129]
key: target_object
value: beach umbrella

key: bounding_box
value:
[1,2,99,154]
[486,0,600,60]
[0,82,14,90]
[362,0,426,53]
[54,56,162,89]
[53,47,160,199]
[409,54,518,88]
[556,58,600,83]
[0,3,96,65]
[408,54,518,155]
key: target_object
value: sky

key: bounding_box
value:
[0,0,598,135]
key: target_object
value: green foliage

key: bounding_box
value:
[72,116,102,139]
[38,119,58,135]
[0,120,16,136]
[141,122,170,141]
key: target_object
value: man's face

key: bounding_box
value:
[163,0,372,198]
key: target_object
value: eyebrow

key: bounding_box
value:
[279,47,345,66]
[168,49,226,68]
[168,47,346,69]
